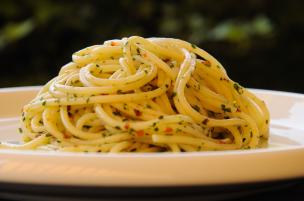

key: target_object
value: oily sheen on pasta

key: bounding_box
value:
[4,36,270,152]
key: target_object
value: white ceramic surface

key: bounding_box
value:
[0,86,303,187]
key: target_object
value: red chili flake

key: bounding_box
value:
[218,140,227,144]
[237,108,241,112]
[111,41,119,46]
[165,127,173,132]
[134,109,142,117]
[124,124,130,129]
[202,60,211,67]
[63,131,71,139]
[136,130,145,137]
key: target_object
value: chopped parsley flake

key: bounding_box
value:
[221,104,231,113]
[233,82,243,94]
[83,125,92,129]
[112,110,121,116]
[202,119,209,125]
[192,105,200,112]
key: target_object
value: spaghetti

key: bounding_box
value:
[1,36,269,152]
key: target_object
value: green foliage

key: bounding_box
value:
[0,0,303,92]
[0,19,34,49]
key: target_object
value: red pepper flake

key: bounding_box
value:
[136,130,145,137]
[202,60,211,67]
[124,124,130,129]
[237,108,241,112]
[134,109,142,117]
[218,140,227,144]
[63,131,72,139]
[111,41,119,46]
[165,127,173,132]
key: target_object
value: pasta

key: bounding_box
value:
[0,36,269,153]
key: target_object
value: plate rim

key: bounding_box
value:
[0,86,303,187]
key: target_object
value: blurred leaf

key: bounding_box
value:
[252,15,273,35]
[211,21,250,43]
[208,15,273,44]
[0,19,35,49]
[188,13,208,44]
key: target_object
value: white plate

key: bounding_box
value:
[0,86,303,187]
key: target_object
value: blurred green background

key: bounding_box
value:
[0,0,303,92]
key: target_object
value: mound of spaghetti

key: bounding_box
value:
[3,36,270,152]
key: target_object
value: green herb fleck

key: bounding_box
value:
[18,128,23,133]
[202,119,209,125]
[192,105,200,112]
[42,100,46,106]
[176,128,182,132]
[112,110,121,116]
[221,104,231,112]
[83,125,92,129]
[233,82,243,94]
